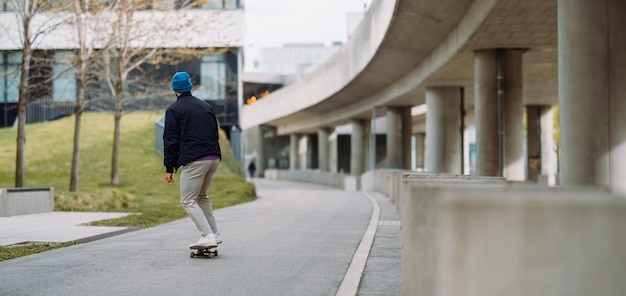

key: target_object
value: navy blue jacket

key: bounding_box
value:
[163,92,221,173]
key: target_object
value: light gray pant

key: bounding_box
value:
[179,159,220,237]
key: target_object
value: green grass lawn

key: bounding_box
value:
[0,111,256,261]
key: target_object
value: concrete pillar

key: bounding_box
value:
[559,0,626,194]
[401,107,412,170]
[365,117,378,170]
[474,49,525,180]
[244,126,265,176]
[289,134,300,170]
[425,87,462,174]
[317,128,329,171]
[351,119,366,175]
[386,107,401,168]
[329,129,338,173]
[527,105,558,184]
[503,50,525,181]
[526,106,542,182]
[303,134,313,169]
[256,126,271,176]
[415,132,426,171]
[540,107,556,185]
[474,50,500,176]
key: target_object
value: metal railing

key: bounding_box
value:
[1,100,75,128]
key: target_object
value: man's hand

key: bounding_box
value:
[165,173,175,183]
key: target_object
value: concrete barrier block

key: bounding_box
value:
[264,169,278,180]
[402,183,626,296]
[396,172,505,220]
[360,171,375,191]
[0,187,54,217]
[363,169,405,203]
[344,176,360,191]
[0,189,5,216]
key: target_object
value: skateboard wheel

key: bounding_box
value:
[190,252,195,258]
[214,250,219,256]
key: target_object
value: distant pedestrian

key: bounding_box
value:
[163,71,222,248]
[248,161,256,179]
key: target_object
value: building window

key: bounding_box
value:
[1,52,20,103]
[52,51,75,103]
[202,0,241,9]
[199,53,226,100]
[175,0,241,9]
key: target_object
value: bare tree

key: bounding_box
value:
[7,0,69,187]
[68,0,87,192]
[68,0,116,191]
[102,0,159,186]
[101,0,212,186]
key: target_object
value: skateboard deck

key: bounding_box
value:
[189,245,219,258]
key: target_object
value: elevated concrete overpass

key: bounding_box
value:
[242,0,556,132]
[241,0,625,195]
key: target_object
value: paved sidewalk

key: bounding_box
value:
[0,178,401,295]
[0,212,136,246]
[359,191,402,295]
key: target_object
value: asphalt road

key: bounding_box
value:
[0,179,379,296]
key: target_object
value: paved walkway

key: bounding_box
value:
[0,212,136,246]
[0,178,401,295]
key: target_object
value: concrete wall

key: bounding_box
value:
[363,169,505,210]
[0,187,54,217]
[402,183,626,296]
[264,169,346,190]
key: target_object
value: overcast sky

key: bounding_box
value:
[243,0,372,47]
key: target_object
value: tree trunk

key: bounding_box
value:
[70,60,86,192]
[15,15,32,188]
[69,99,82,192]
[110,79,123,186]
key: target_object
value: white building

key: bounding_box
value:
[0,1,245,130]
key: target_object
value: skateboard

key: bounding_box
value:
[189,245,219,258]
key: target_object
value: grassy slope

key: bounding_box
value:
[0,111,255,228]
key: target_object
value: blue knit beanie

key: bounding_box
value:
[171,72,192,93]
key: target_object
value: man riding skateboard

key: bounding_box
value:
[163,71,223,248]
